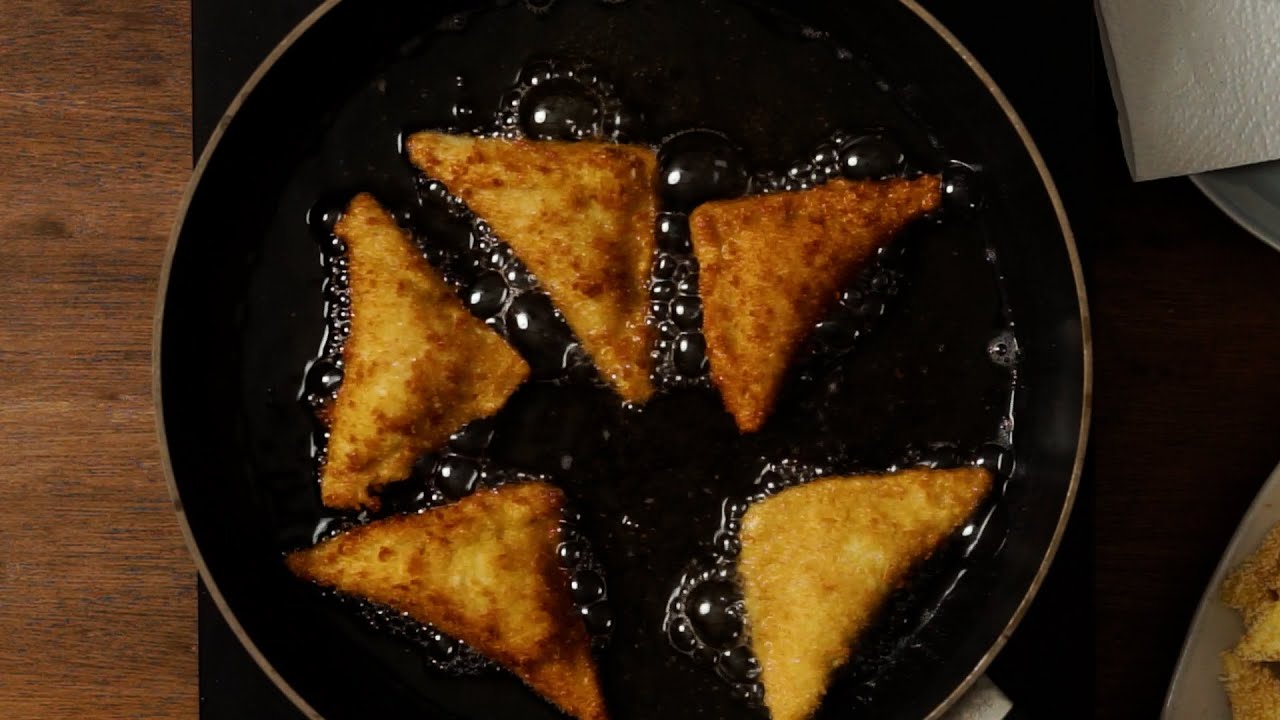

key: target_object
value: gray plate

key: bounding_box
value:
[1162,460,1280,720]
[1193,162,1280,253]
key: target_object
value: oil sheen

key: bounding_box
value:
[251,1,1022,718]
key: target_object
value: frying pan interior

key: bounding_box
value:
[158,1,1086,718]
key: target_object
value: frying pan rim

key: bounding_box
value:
[152,1,1093,717]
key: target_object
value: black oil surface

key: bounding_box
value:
[236,1,1028,718]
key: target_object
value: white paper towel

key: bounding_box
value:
[940,674,1013,720]
[1096,0,1280,181]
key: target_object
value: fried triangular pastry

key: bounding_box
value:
[737,466,991,720]
[1238,601,1280,661]
[406,133,657,403]
[1222,650,1280,720]
[287,481,607,720]
[689,176,942,432]
[322,194,529,510]
[1224,522,1280,627]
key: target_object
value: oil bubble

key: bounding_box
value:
[467,272,510,318]
[519,78,601,140]
[436,457,481,499]
[687,580,745,649]
[671,297,702,330]
[839,133,904,179]
[305,359,343,397]
[308,204,343,239]
[570,570,607,604]
[581,602,614,634]
[449,418,495,456]
[976,442,1015,478]
[668,615,698,653]
[654,255,679,280]
[425,630,458,662]
[717,646,761,683]
[987,330,1020,368]
[737,682,765,706]
[943,162,982,215]
[652,280,677,302]
[659,130,749,211]
[674,333,709,376]
[557,540,585,567]
[656,213,693,254]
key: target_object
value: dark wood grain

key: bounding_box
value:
[1092,80,1280,718]
[0,2,196,718]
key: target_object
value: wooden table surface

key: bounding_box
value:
[0,2,196,718]
[4,1,1280,718]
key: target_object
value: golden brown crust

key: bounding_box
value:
[1238,601,1280,662]
[737,466,992,720]
[1224,523,1280,627]
[690,176,942,433]
[286,482,607,720]
[1220,523,1280,716]
[406,133,657,404]
[321,194,529,510]
[1222,650,1280,720]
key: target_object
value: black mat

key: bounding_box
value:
[192,1,1092,716]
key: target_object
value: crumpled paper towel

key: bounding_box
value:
[1096,0,1280,181]
[940,674,1013,720]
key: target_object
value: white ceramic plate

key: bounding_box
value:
[1192,163,1280,254]
[1163,460,1280,720]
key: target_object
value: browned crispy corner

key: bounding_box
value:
[737,466,991,720]
[287,482,608,720]
[406,133,657,404]
[321,194,529,510]
[690,176,942,433]
[1222,650,1280,720]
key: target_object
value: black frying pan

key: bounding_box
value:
[156,1,1090,718]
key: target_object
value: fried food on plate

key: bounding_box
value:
[1220,521,1280,717]
[1222,649,1280,720]
[736,466,991,720]
[322,194,529,510]
[689,176,942,433]
[287,481,607,720]
[406,133,657,404]
[1238,601,1280,662]
[1224,523,1280,627]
